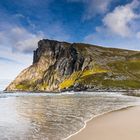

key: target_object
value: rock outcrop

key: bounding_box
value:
[6,39,140,92]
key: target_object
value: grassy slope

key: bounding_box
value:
[59,44,140,90]
[14,42,140,91]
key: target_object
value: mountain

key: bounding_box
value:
[5,39,140,92]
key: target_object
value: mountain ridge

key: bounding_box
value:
[5,39,140,92]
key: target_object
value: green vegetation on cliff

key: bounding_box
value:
[5,39,140,92]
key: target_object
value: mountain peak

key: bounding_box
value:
[5,39,140,92]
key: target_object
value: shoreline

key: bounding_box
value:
[64,105,135,140]
[0,91,140,139]
[3,89,140,94]
[68,105,140,140]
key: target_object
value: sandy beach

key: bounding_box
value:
[69,106,140,140]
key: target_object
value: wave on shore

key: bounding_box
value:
[0,92,139,140]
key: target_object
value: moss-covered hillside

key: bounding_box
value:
[5,39,140,92]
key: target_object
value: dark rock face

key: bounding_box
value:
[6,39,85,91]
[33,39,84,76]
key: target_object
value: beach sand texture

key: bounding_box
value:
[69,106,140,140]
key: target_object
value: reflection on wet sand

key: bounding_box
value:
[16,96,85,140]
[0,93,139,140]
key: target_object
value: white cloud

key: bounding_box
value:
[83,0,112,20]
[83,0,140,51]
[68,0,113,20]
[0,45,32,80]
[0,26,44,53]
[14,14,36,29]
[103,0,140,37]
[84,31,140,51]
[0,22,70,79]
[0,21,71,52]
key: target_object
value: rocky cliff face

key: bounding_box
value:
[6,39,140,92]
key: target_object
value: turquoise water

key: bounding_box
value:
[0,92,139,140]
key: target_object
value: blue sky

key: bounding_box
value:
[0,0,140,80]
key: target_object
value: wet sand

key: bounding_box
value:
[69,106,140,140]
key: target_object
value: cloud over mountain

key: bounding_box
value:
[0,26,44,53]
[103,0,140,37]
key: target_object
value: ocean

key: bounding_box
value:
[0,91,139,140]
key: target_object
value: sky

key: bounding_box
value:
[0,0,140,80]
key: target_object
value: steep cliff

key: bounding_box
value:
[6,39,140,92]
